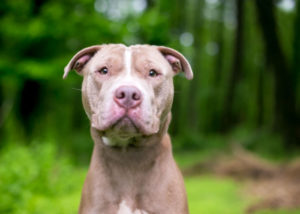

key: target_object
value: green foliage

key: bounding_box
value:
[0,143,85,214]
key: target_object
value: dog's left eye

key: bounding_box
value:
[97,67,108,75]
[149,69,159,77]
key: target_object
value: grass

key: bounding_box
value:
[1,143,300,213]
[186,176,249,214]
[174,150,213,169]
[255,211,300,214]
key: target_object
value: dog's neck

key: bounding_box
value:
[89,127,173,192]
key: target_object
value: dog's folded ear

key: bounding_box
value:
[63,45,102,79]
[157,46,193,80]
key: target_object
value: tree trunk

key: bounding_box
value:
[292,0,300,96]
[187,0,204,132]
[214,0,225,86]
[146,0,155,10]
[257,63,264,126]
[17,79,42,140]
[210,0,226,132]
[255,0,299,145]
[33,0,47,15]
[222,0,245,131]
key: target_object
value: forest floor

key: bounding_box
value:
[182,146,300,213]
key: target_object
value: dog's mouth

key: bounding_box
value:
[112,115,139,134]
[92,111,145,135]
[92,106,159,137]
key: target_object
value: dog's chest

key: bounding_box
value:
[117,200,148,214]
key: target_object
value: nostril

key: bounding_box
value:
[116,91,125,99]
[120,92,125,99]
[132,92,140,101]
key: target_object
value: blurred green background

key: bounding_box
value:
[0,0,300,213]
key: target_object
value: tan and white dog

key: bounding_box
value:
[64,44,193,214]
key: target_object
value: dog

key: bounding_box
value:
[64,44,193,214]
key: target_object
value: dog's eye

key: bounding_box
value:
[149,69,158,77]
[97,67,108,75]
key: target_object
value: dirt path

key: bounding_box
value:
[184,146,300,213]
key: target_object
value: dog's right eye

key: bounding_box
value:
[97,67,108,75]
[149,69,159,77]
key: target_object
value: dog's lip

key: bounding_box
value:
[113,115,138,129]
[108,112,154,136]
[92,108,156,136]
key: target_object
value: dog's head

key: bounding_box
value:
[64,44,193,143]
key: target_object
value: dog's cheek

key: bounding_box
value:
[84,76,103,116]
[159,93,173,124]
[81,78,93,119]
[97,79,118,122]
[154,80,173,123]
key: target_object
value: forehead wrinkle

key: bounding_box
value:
[90,47,125,72]
[132,51,168,76]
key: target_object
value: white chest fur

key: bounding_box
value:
[117,201,148,214]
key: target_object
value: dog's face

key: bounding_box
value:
[64,44,192,142]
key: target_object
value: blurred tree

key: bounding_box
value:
[255,0,299,146]
[210,0,225,132]
[145,0,155,10]
[17,80,42,139]
[293,0,300,108]
[222,0,245,131]
[188,0,204,133]
[257,58,265,127]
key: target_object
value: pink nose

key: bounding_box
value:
[114,86,142,109]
